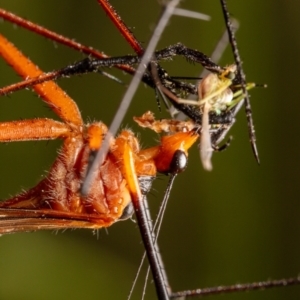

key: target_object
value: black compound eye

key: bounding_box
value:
[119,202,134,220]
[168,150,188,174]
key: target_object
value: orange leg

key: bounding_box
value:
[0,34,83,126]
[97,0,144,55]
[0,119,70,142]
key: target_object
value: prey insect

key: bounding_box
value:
[172,64,259,170]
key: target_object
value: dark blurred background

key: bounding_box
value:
[0,1,300,300]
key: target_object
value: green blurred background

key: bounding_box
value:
[0,1,300,299]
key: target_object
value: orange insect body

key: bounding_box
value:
[1,123,132,223]
[0,33,198,234]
